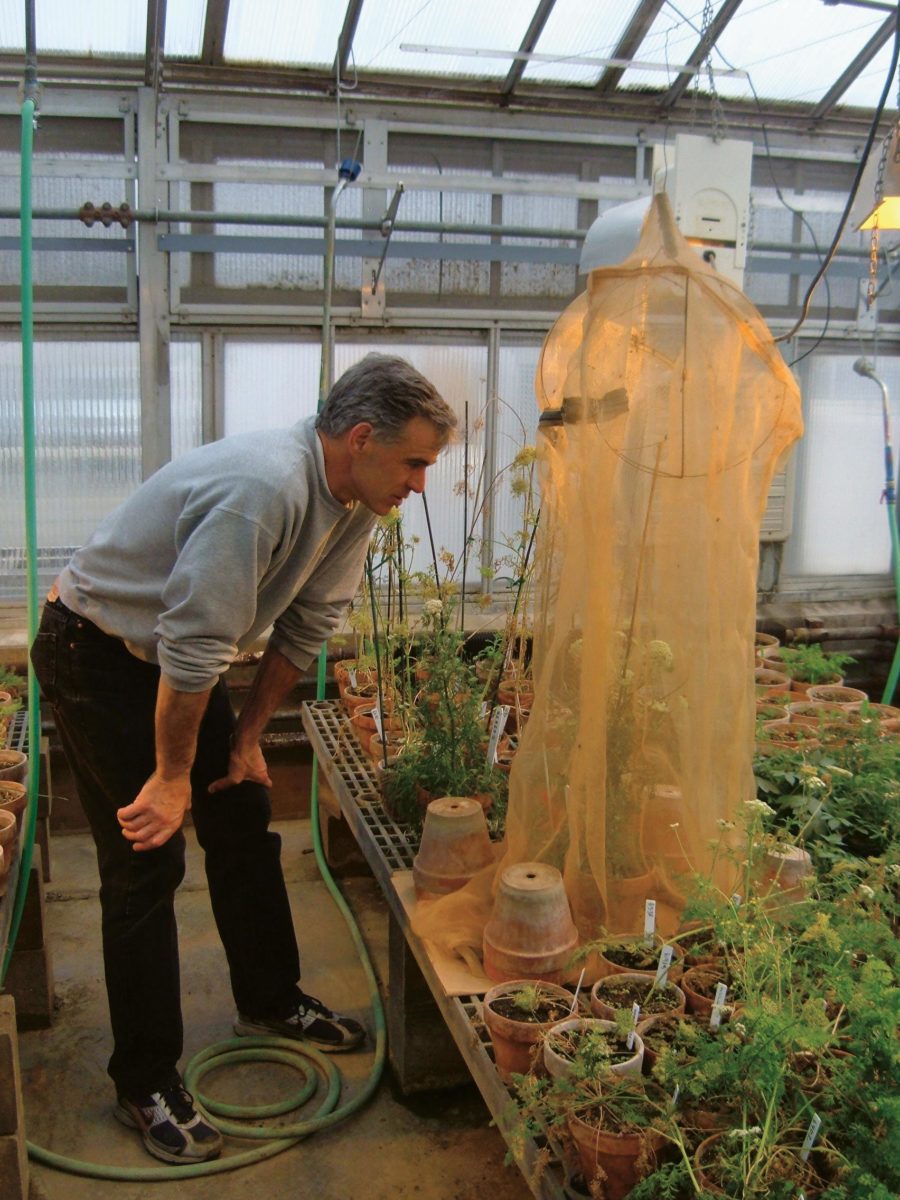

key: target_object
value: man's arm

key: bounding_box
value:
[207,643,303,794]
[117,681,212,851]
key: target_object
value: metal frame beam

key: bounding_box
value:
[334,0,366,80]
[596,0,667,95]
[499,0,558,102]
[144,0,166,91]
[659,0,745,111]
[809,11,897,123]
[201,0,230,66]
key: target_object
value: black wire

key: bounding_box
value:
[773,0,900,344]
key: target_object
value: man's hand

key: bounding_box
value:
[208,739,273,793]
[117,773,192,851]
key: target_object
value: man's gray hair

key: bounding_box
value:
[316,353,457,444]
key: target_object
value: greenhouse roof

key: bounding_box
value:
[1,0,898,134]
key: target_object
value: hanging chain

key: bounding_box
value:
[867,132,892,308]
[701,0,728,144]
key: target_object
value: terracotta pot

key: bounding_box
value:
[412,797,495,898]
[0,781,27,828]
[482,861,578,984]
[334,659,376,698]
[759,718,820,752]
[542,1017,644,1081]
[342,682,393,718]
[694,1131,817,1198]
[0,750,27,784]
[680,966,741,1018]
[635,1011,717,1076]
[593,936,685,982]
[0,843,7,898]
[0,808,17,855]
[760,845,813,914]
[481,979,582,1082]
[496,679,534,732]
[805,684,867,706]
[844,700,900,721]
[755,632,780,658]
[589,971,685,1022]
[789,674,844,698]
[566,1108,667,1200]
[755,701,788,723]
[881,717,900,739]
[754,667,791,698]
[785,701,845,727]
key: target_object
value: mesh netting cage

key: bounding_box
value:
[413,193,803,967]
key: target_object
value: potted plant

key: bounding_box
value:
[542,1016,645,1081]
[589,972,686,1022]
[481,979,582,1082]
[774,645,856,695]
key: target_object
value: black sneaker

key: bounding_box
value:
[234,989,366,1052]
[115,1080,223,1164]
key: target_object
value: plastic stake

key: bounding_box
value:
[570,967,586,1013]
[709,982,728,1029]
[626,1001,640,1049]
[654,945,674,987]
[643,899,657,947]
[486,705,510,766]
[801,1113,821,1162]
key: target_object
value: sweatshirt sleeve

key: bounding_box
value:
[268,507,375,671]
[156,506,278,692]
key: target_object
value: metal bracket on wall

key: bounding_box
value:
[362,183,404,318]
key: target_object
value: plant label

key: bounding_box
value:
[643,900,657,947]
[348,668,357,689]
[480,701,489,720]
[626,1001,641,1049]
[671,1084,680,1106]
[801,1113,821,1161]
[654,945,674,987]
[709,982,728,1029]
[486,705,510,765]
[372,705,384,739]
[731,893,742,908]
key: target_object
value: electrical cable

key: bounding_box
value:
[773,0,900,344]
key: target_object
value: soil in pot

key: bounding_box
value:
[481,979,583,1082]
[589,972,685,1022]
[694,1131,817,1198]
[0,750,27,784]
[680,966,742,1018]
[636,1011,724,1077]
[0,781,27,828]
[594,937,684,980]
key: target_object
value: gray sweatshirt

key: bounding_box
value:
[57,416,376,692]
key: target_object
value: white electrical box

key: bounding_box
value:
[657,133,754,288]
[580,134,754,289]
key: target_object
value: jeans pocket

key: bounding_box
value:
[30,630,57,704]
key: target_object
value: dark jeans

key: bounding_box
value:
[31,599,301,1097]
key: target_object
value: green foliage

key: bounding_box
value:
[776,644,856,684]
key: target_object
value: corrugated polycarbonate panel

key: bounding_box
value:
[334,342,488,587]
[352,0,533,77]
[500,189,578,297]
[386,165,491,296]
[165,0,207,58]
[0,339,141,599]
[222,341,321,436]
[620,0,886,107]
[171,340,203,460]
[0,0,145,55]
[523,0,641,85]
[224,0,346,66]
[212,162,361,291]
[0,157,129,289]
[786,354,900,576]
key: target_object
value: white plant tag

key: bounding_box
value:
[801,1113,821,1162]
[480,701,489,720]
[372,705,384,740]
[654,945,674,988]
[348,667,357,689]
[626,1001,641,1049]
[486,705,510,765]
[643,899,657,947]
[709,982,728,1029]
[731,893,742,907]
[672,1084,680,1106]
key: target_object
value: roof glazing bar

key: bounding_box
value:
[500,0,558,101]
[202,0,230,65]
[659,0,745,111]
[596,0,667,95]
[335,0,365,80]
[810,11,898,122]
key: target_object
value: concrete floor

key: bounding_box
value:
[18,822,530,1200]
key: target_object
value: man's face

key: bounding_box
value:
[348,416,446,515]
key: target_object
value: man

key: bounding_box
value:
[30,353,456,1165]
